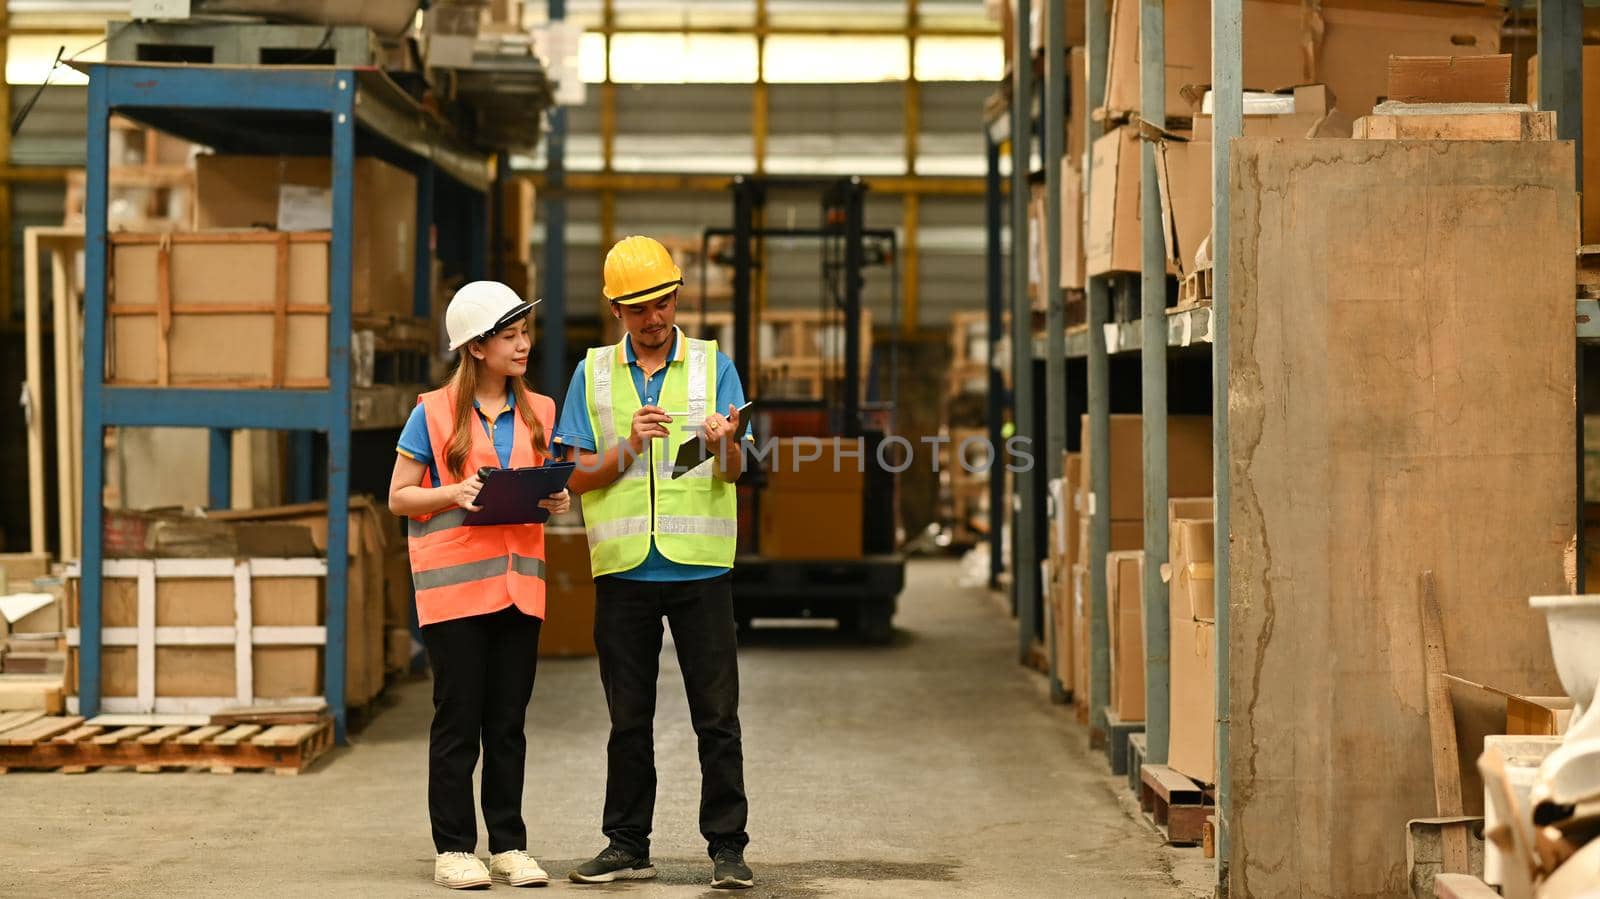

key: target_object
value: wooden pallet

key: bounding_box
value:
[0,713,333,775]
[1138,764,1212,846]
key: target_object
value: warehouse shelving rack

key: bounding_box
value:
[991,1,1586,891]
[76,62,493,742]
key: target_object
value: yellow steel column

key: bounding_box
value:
[0,7,14,322]
[901,0,920,336]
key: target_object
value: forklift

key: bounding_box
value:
[689,176,906,644]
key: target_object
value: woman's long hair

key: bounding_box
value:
[443,340,548,480]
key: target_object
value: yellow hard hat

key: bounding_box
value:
[603,235,683,305]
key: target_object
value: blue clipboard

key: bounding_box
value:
[460,462,575,526]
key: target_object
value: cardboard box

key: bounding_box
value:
[1104,550,1145,722]
[1060,161,1086,290]
[109,235,331,387]
[1068,45,1088,168]
[1171,518,1216,622]
[385,627,414,675]
[1170,497,1214,523]
[1075,515,1145,573]
[1085,126,1146,277]
[1191,85,1345,143]
[1155,138,1212,278]
[1445,675,1575,737]
[1352,108,1554,142]
[1387,53,1511,104]
[1166,513,1217,784]
[1072,562,1089,713]
[1103,0,1502,121]
[759,438,867,494]
[195,155,417,319]
[0,593,62,636]
[1049,564,1073,697]
[1080,414,1213,523]
[760,485,864,560]
[541,528,597,657]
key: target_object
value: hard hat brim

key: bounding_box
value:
[447,298,540,351]
[606,279,683,305]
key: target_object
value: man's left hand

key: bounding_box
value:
[701,403,742,458]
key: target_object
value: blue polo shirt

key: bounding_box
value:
[396,396,516,487]
[552,327,746,582]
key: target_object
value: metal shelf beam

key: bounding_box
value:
[1010,0,1040,664]
[1139,0,1171,766]
[77,63,489,743]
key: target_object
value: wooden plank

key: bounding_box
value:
[84,714,210,727]
[93,726,151,745]
[0,710,46,735]
[175,724,226,745]
[1,715,82,746]
[155,240,171,386]
[1387,54,1512,104]
[273,233,289,387]
[53,725,103,744]
[1419,571,1471,874]
[137,725,189,745]
[212,724,262,746]
[1142,763,1204,806]
[250,724,316,747]
[1227,139,1575,897]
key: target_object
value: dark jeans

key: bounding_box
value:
[420,604,542,854]
[595,572,750,860]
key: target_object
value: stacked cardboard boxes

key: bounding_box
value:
[1103,550,1144,722]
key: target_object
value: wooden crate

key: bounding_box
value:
[64,557,342,716]
[107,231,332,389]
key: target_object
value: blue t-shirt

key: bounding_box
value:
[551,328,746,582]
[396,396,516,487]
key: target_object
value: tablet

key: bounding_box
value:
[670,401,754,479]
[461,462,576,526]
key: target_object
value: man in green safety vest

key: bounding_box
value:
[552,235,754,891]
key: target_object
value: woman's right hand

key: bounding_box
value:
[628,405,673,453]
[453,473,485,512]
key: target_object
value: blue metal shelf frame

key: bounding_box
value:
[78,64,480,742]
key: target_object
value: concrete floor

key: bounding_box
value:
[0,558,1210,898]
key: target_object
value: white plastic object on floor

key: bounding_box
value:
[1528,596,1600,810]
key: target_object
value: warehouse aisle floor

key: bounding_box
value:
[0,558,1209,898]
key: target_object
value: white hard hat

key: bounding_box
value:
[445,281,540,351]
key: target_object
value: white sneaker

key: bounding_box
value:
[490,850,550,888]
[434,852,492,890]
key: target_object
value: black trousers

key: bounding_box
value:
[420,604,542,854]
[594,572,750,859]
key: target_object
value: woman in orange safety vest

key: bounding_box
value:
[387,281,568,891]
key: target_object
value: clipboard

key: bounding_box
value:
[669,401,754,479]
[460,462,576,526]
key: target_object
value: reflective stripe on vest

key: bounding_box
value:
[581,331,737,577]
[406,383,555,626]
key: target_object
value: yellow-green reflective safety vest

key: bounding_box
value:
[581,334,738,577]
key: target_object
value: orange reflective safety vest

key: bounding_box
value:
[406,384,557,626]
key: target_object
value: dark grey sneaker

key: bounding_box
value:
[568,846,657,884]
[711,848,754,890]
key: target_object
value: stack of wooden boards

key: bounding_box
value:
[1224,86,1577,899]
[0,701,333,775]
